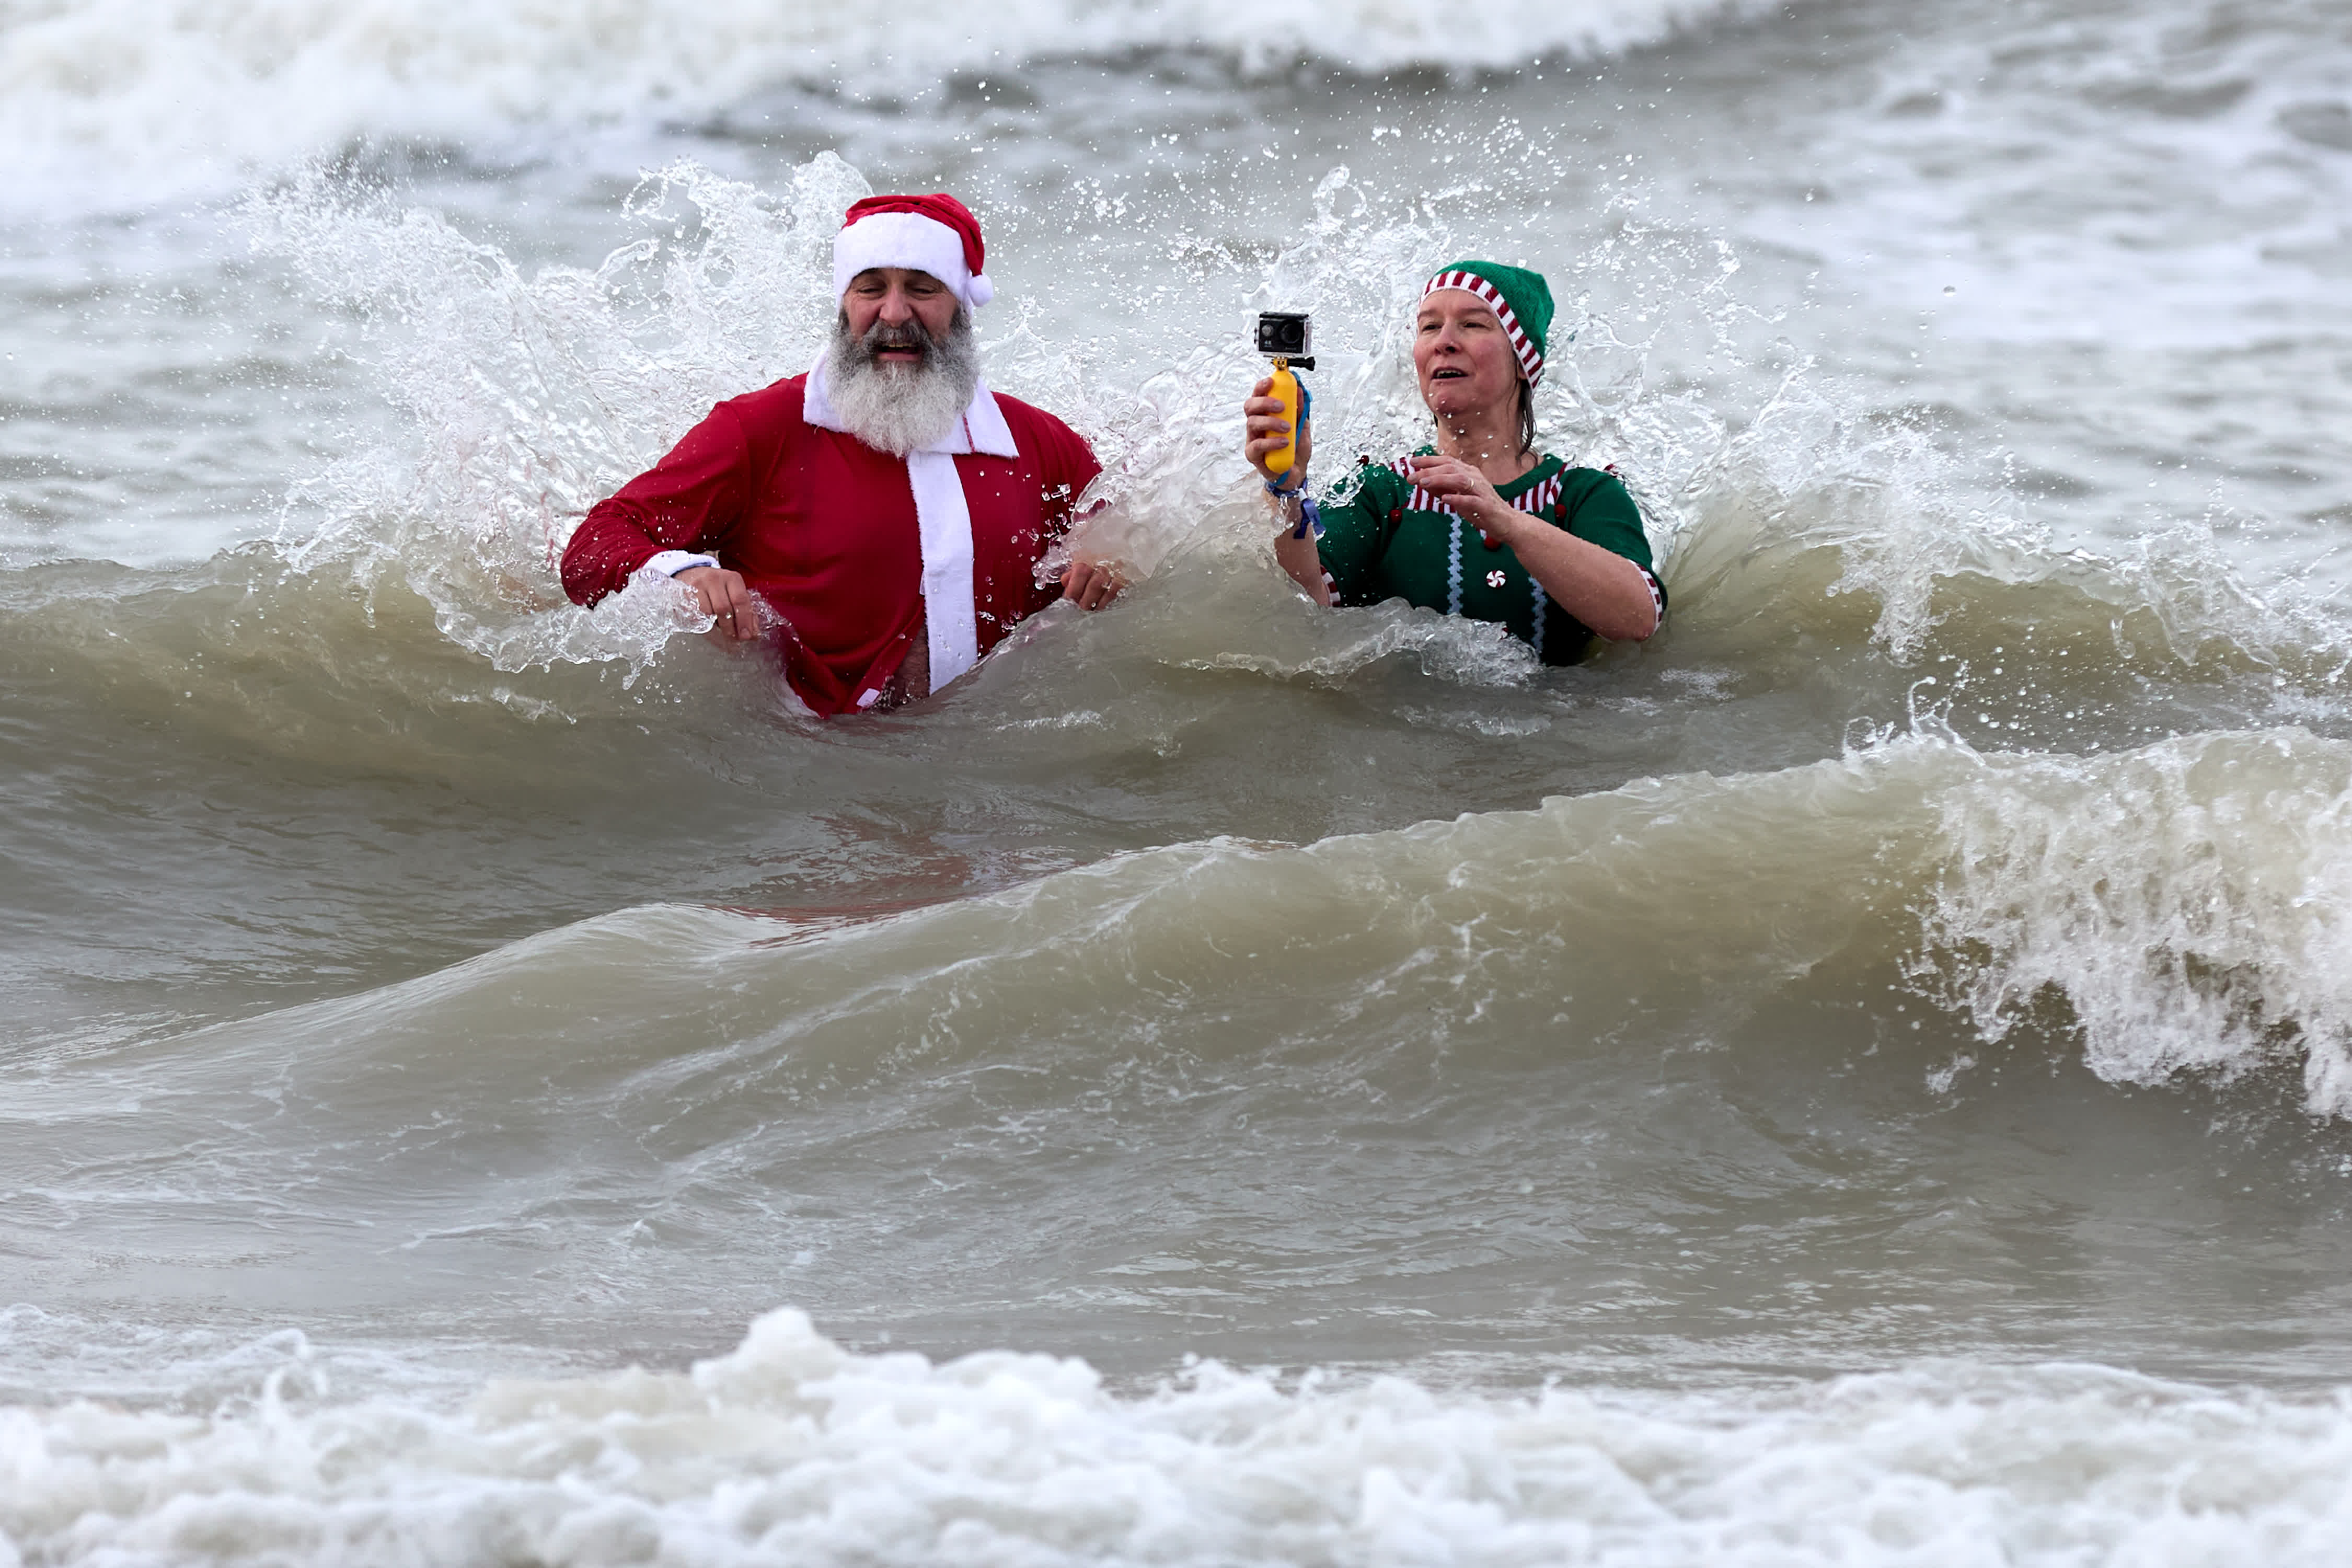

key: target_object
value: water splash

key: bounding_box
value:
[248,156,868,677]
[246,151,2349,705]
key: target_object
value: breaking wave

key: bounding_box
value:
[2,0,1785,216]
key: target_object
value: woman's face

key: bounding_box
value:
[1412,291,1521,422]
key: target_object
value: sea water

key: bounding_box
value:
[6,0,2352,1561]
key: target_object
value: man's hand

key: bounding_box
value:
[1060,560,1124,611]
[1243,375,1313,486]
[674,565,764,642]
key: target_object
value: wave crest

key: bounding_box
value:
[2,0,1782,215]
[1917,728,2352,1115]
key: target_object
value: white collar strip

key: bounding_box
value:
[803,359,1020,695]
[1388,460,1563,516]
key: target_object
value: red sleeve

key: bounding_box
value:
[1023,408,1102,616]
[560,402,752,607]
[1049,417,1102,514]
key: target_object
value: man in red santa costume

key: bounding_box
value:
[561,192,1120,715]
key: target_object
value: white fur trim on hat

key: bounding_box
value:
[833,210,995,309]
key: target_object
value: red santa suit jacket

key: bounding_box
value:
[561,371,1099,716]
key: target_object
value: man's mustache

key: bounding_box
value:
[859,319,934,358]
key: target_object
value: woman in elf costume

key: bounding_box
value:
[1243,261,1663,660]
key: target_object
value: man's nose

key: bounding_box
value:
[877,284,916,323]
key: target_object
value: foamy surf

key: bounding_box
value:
[9,1307,2352,1566]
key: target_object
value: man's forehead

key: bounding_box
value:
[849,266,948,289]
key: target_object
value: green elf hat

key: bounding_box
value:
[1422,260,1554,387]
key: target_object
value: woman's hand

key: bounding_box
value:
[1242,375,1312,487]
[1405,458,1659,641]
[1245,376,1332,606]
[1403,454,1520,544]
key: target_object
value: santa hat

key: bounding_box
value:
[1422,260,1553,387]
[833,193,995,310]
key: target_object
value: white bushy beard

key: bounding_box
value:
[820,306,981,457]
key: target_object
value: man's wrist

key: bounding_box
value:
[643,549,721,579]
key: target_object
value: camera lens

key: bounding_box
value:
[1273,318,1304,352]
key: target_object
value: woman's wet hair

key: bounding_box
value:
[1515,380,1537,458]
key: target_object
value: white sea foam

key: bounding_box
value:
[0,0,1779,217]
[1918,727,2352,1116]
[1737,0,2352,351]
[7,1307,2352,1565]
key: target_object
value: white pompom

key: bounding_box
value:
[966,272,994,307]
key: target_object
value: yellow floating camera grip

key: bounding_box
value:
[1265,358,1302,479]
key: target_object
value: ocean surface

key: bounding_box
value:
[7,0,2352,1560]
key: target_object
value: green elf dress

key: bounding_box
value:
[1311,262,1666,664]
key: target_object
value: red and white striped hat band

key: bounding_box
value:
[1421,271,1544,388]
